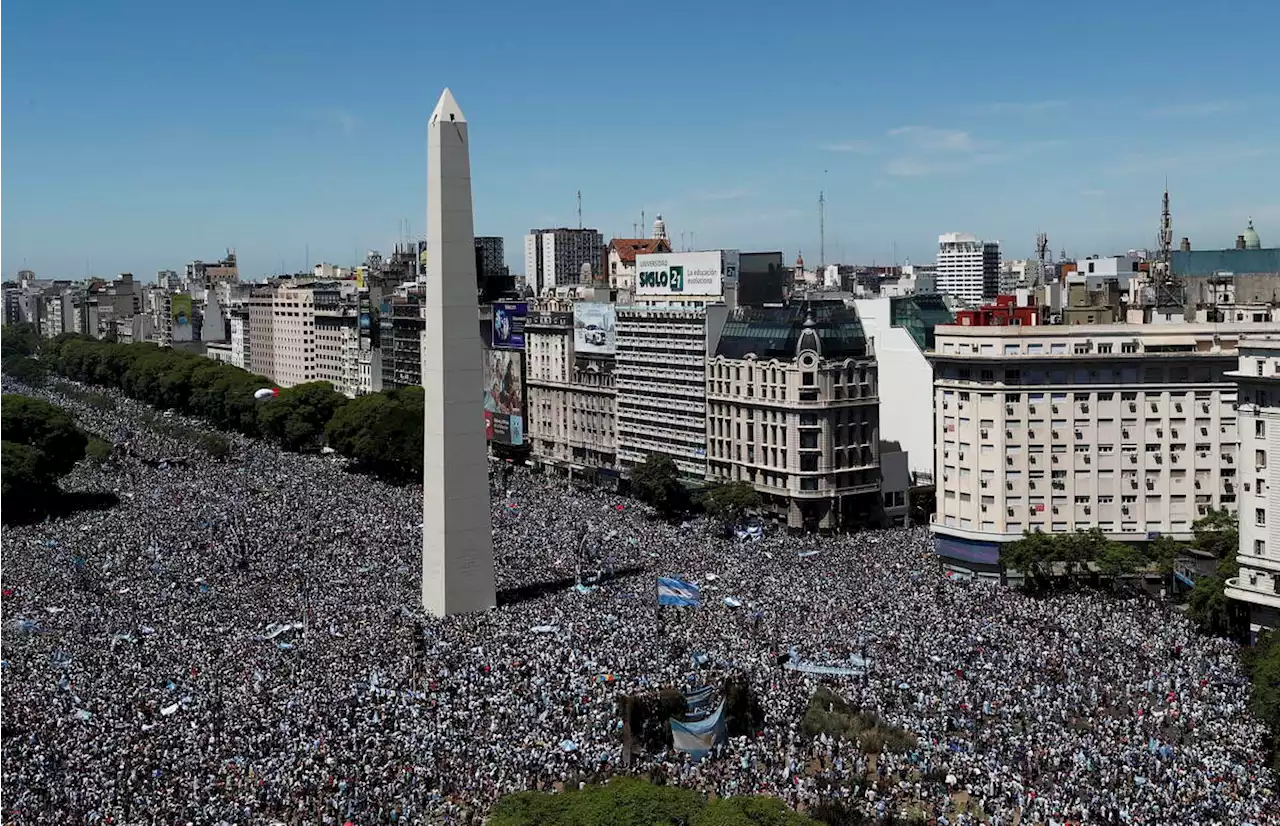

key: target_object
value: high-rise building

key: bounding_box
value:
[378,290,426,389]
[475,236,515,302]
[706,302,884,531]
[421,88,496,617]
[247,287,277,378]
[936,233,1000,305]
[614,305,727,478]
[269,286,317,386]
[928,322,1278,579]
[524,228,604,296]
[313,281,361,397]
[1226,337,1280,638]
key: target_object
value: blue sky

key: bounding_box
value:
[4,0,1278,280]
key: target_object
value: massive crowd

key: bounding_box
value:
[1,380,1276,826]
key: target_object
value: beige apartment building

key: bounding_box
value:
[247,284,317,387]
[930,322,1280,576]
[524,307,618,477]
[706,303,883,531]
[313,281,361,396]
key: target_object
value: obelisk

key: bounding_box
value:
[422,88,497,616]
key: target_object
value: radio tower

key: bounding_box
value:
[1035,232,1049,285]
[818,191,826,270]
[1153,184,1183,310]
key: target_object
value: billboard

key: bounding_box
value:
[491,302,527,350]
[573,302,617,355]
[170,293,193,343]
[483,349,525,446]
[635,250,738,297]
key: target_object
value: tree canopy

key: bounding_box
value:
[700,480,763,526]
[257,381,348,452]
[30,336,432,480]
[1002,527,1176,588]
[325,386,424,482]
[629,453,688,517]
[1,394,90,521]
[488,777,818,826]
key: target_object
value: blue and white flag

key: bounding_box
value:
[671,699,728,760]
[657,577,701,607]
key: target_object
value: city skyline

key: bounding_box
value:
[3,0,1279,279]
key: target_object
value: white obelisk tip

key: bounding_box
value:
[430,87,466,125]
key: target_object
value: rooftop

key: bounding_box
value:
[608,237,672,265]
[715,300,869,361]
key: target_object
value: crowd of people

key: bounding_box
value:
[1,380,1276,826]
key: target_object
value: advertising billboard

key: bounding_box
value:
[573,302,617,355]
[483,349,525,446]
[170,293,193,343]
[491,302,527,350]
[635,250,738,297]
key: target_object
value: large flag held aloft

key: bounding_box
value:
[656,577,701,607]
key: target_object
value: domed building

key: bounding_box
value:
[1242,219,1262,250]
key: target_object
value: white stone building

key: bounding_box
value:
[929,322,1278,577]
[936,233,1000,306]
[1225,337,1280,637]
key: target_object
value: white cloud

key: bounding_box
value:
[1145,100,1243,118]
[822,140,876,154]
[887,126,977,153]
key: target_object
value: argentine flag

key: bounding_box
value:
[656,577,701,607]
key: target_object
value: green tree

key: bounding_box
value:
[196,432,231,460]
[1191,508,1238,559]
[1,354,48,386]
[1188,548,1246,638]
[1001,530,1059,585]
[1,322,41,357]
[489,777,821,826]
[630,453,687,517]
[84,438,114,464]
[701,481,762,526]
[1242,631,1280,769]
[1,395,90,522]
[325,387,423,482]
[908,485,936,527]
[258,382,348,452]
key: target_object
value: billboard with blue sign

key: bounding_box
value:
[491,302,527,350]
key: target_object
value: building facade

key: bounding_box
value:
[524,228,604,296]
[706,303,882,531]
[524,308,618,476]
[1225,337,1280,637]
[937,233,1001,306]
[854,295,954,483]
[929,323,1277,577]
[614,305,726,478]
[379,290,426,390]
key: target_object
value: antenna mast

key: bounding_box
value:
[577,191,582,229]
[819,191,826,270]
[1152,183,1183,310]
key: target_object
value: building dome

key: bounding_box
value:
[652,214,667,240]
[1242,219,1261,250]
[795,251,805,268]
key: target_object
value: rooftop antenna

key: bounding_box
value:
[681,231,686,252]
[577,190,582,230]
[819,189,826,270]
[641,209,646,237]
